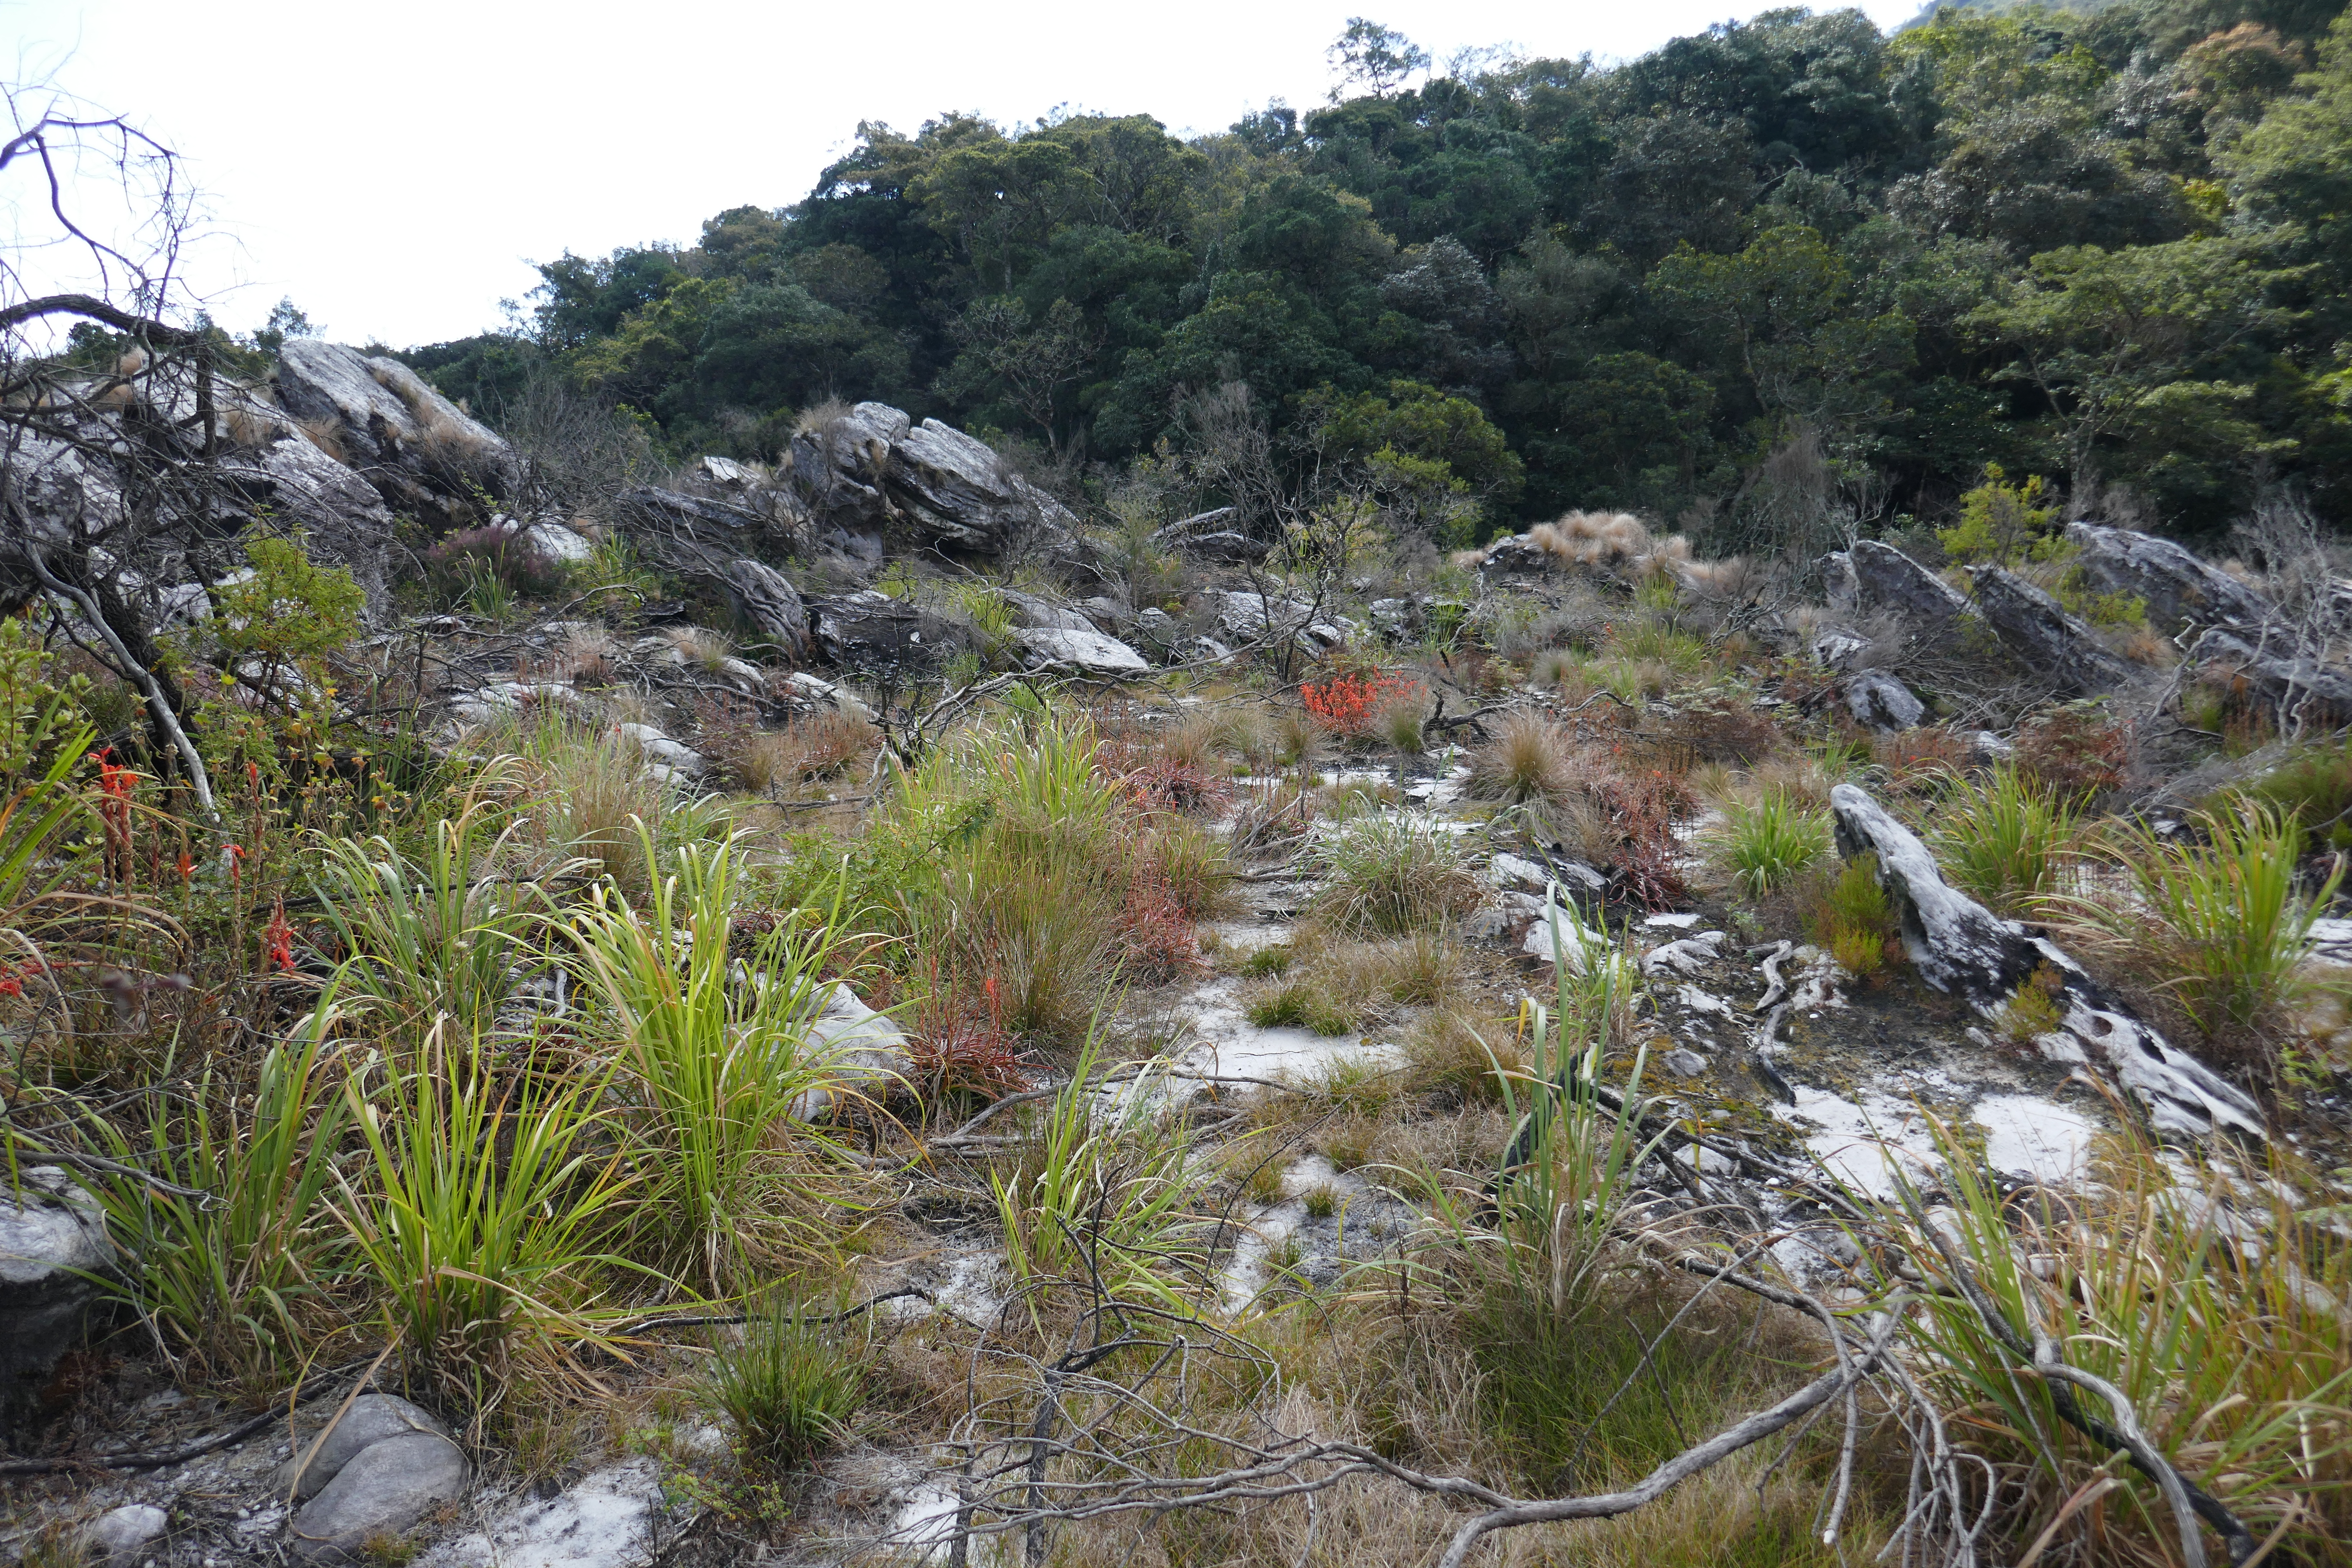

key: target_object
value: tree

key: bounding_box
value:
[1329,19,1430,100]
[937,296,1102,450]
[249,297,316,356]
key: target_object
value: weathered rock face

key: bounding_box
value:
[613,487,775,567]
[222,429,401,615]
[273,340,517,527]
[1823,540,1978,635]
[288,1428,469,1563]
[794,984,912,1120]
[809,590,955,668]
[0,1167,113,1428]
[1016,625,1151,676]
[281,1394,453,1502]
[1844,668,1924,729]
[1001,589,1093,632]
[2186,627,2352,726]
[1969,567,2137,695]
[1153,507,1270,563]
[2067,521,2271,634]
[1828,784,2263,1137]
[886,418,1079,552]
[789,401,909,533]
[720,558,810,658]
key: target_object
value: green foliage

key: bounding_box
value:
[699,1299,867,1475]
[2235,732,2352,851]
[210,537,367,667]
[0,619,92,786]
[1809,853,1900,977]
[1930,766,2081,913]
[1709,789,1830,900]
[1937,465,2062,567]
[1306,814,1485,935]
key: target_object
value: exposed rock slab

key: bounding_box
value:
[809,590,951,668]
[1154,507,1269,563]
[1828,784,2262,1137]
[0,1167,111,1428]
[1001,589,1093,632]
[273,340,517,525]
[415,1458,671,1568]
[793,984,911,1120]
[2185,627,2352,726]
[2067,521,2269,634]
[1969,567,2135,695]
[1016,626,1151,676]
[79,1503,168,1566]
[1844,668,1923,729]
[788,401,908,532]
[719,558,809,658]
[1823,540,1978,636]
[885,419,1078,551]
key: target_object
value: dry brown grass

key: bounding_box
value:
[737,711,880,793]
[295,416,348,463]
[1467,712,1581,808]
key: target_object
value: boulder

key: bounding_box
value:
[1810,627,1869,673]
[79,1504,169,1566]
[613,487,775,574]
[614,723,704,777]
[793,984,911,1119]
[782,671,876,722]
[789,401,909,533]
[1016,626,1151,677]
[1969,567,2136,695]
[1828,784,2262,1137]
[809,590,953,668]
[0,1167,112,1427]
[885,419,1079,553]
[521,520,595,564]
[288,1430,469,1563]
[720,558,810,658]
[281,1394,454,1502]
[223,429,402,616]
[272,340,517,527]
[1822,541,1977,636]
[1000,589,1093,632]
[2185,627,2352,727]
[1844,669,1924,730]
[1153,508,1270,563]
[2066,521,2270,635]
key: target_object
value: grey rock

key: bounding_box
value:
[288,1430,469,1563]
[1479,535,1554,577]
[886,419,1079,552]
[1823,541,1977,634]
[1153,507,1271,563]
[1828,784,2262,1137]
[782,671,876,722]
[720,558,809,658]
[1810,627,1869,672]
[2067,521,2270,635]
[79,1503,168,1566]
[699,453,764,490]
[1663,1048,1710,1079]
[1001,589,1093,632]
[281,1394,453,1502]
[1969,567,2135,695]
[1487,853,1552,892]
[1642,932,1727,979]
[1844,668,1924,730]
[793,984,910,1120]
[613,487,774,575]
[788,401,908,532]
[809,590,954,668]
[273,340,517,526]
[411,1457,666,1568]
[1461,906,1520,942]
[1017,626,1151,676]
[615,723,703,775]
[2185,627,2352,726]
[0,1167,112,1427]
[521,520,595,564]
[1180,636,1235,665]
[227,428,402,617]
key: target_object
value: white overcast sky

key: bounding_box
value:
[7,0,1921,349]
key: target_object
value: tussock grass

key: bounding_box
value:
[1308,815,1484,936]
[1706,788,1829,900]
[1929,765,2081,913]
[1467,712,1580,808]
[699,1298,868,1476]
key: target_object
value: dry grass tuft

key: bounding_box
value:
[736,711,880,794]
[1467,712,1580,808]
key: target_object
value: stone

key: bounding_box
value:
[79,1503,169,1566]
[0,1167,112,1427]
[272,340,518,526]
[885,419,1079,552]
[1016,626,1151,676]
[1479,534,1554,577]
[1461,906,1519,942]
[1488,853,1551,892]
[719,558,809,658]
[1969,567,2135,695]
[793,984,912,1120]
[1641,932,1727,978]
[1663,1048,1710,1079]
[288,1430,469,1563]
[1844,668,1924,730]
[788,401,909,532]
[2185,627,2352,727]
[1828,784,2262,1137]
[613,487,773,574]
[2066,521,2270,635]
[810,590,952,668]
[614,724,703,775]
[522,521,595,564]
[1153,509,1270,563]
[782,671,876,722]
[1180,636,1235,665]
[1810,627,1869,672]
[281,1394,454,1501]
[699,453,763,490]
[1823,540,1978,635]
[1000,589,1094,632]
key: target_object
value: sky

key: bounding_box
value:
[5,0,1925,349]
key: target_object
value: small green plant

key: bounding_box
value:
[1997,963,2067,1045]
[699,1298,867,1476]
[2235,733,2352,851]
[1240,943,1293,977]
[1708,789,1829,900]
[1938,465,2064,567]
[1808,854,1899,978]
[1307,815,1484,935]
[0,617,92,787]
[1930,766,2081,913]
[1302,1184,1340,1219]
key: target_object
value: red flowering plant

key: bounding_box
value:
[905,966,1035,1113]
[1301,668,1420,741]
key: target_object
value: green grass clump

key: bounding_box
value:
[1708,789,1829,900]
[2234,734,2352,852]
[1307,815,1484,935]
[1930,766,2079,913]
[1807,853,1900,978]
[1245,978,1360,1035]
[700,1299,867,1475]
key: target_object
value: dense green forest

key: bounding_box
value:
[402,0,2352,545]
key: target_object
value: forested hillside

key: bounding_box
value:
[406,0,2352,545]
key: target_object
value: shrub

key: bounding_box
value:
[700,1300,867,1476]
[2014,702,2130,798]
[1302,670,1418,739]
[1930,767,2080,913]
[2235,733,2352,852]
[735,710,879,793]
[1937,465,2063,567]
[1807,854,1901,978]
[425,523,566,612]
[1308,815,1485,935]
[1141,819,1237,919]
[1708,790,1830,900]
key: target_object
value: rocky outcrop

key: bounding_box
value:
[2067,521,2270,634]
[809,590,954,669]
[0,1167,113,1428]
[1153,507,1269,563]
[1828,784,2262,1138]
[720,558,810,658]
[1844,669,1923,729]
[272,340,516,527]
[1001,589,1093,632]
[789,401,907,534]
[1017,626,1151,676]
[886,419,1078,552]
[1969,567,2136,695]
[1823,540,1978,637]
[794,984,912,1120]
[2186,627,2352,726]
